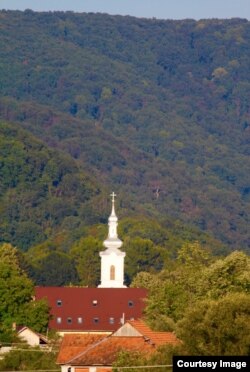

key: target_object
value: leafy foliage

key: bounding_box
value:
[131,245,250,357]
[0,11,249,252]
[0,348,58,371]
[0,243,50,338]
[113,345,186,371]
[0,121,99,250]
[177,293,250,355]
[132,245,250,328]
[196,250,250,298]
[69,236,102,286]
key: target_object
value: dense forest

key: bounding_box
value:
[0,10,250,278]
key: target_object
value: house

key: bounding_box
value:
[17,326,48,347]
[57,319,179,372]
[35,194,147,333]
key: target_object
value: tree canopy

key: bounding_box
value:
[132,246,250,354]
[0,243,50,341]
[0,11,250,253]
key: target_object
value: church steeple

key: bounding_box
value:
[98,193,126,288]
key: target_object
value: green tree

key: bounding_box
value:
[124,237,164,283]
[113,344,185,372]
[131,271,177,330]
[32,251,79,286]
[113,350,149,372]
[177,241,211,268]
[177,293,250,355]
[0,244,33,323]
[69,236,102,286]
[131,242,212,326]
[17,299,50,334]
[0,349,57,371]
[0,243,50,338]
[197,251,250,299]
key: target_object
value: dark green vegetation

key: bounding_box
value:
[113,246,250,368]
[0,10,250,282]
[0,350,58,372]
[0,243,58,370]
[127,246,250,360]
[0,121,99,250]
[0,243,50,342]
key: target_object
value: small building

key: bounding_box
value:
[17,326,48,347]
[57,319,179,372]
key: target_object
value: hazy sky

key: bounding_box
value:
[0,0,249,20]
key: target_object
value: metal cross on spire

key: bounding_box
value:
[110,191,117,204]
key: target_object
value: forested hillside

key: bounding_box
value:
[0,10,250,255]
[0,121,101,249]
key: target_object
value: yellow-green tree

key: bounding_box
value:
[177,293,250,355]
[0,243,50,340]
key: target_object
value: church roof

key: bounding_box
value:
[35,287,147,332]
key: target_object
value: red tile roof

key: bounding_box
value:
[35,287,147,332]
[72,336,153,366]
[57,334,106,364]
[57,334,153,366]
[57,320,179,367]
[127,319,179,346]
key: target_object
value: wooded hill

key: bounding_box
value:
[0,10,250,256]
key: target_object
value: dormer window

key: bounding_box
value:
[92,300,98,306]
[128,300,134,307]
[67,317,72,324]
[77,317,83,324]
[109,317,115,324]
[57,300,62,307]
[93,317,99,324]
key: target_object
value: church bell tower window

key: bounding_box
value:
[110,265,115,280]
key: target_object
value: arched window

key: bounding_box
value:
[110,265,115,280]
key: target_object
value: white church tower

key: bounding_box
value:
[98,192,126,288]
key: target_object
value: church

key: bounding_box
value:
[35,193,147,333]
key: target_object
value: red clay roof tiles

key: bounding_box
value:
[57,334,153,366]
[57,319,179,367]
[127,319,179,346]
[57,334,106,364]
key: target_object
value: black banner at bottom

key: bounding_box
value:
[173,356,249,372]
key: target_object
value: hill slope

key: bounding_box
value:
[0,121,100,250]
[0,10,250,251]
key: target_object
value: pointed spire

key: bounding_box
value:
[103,192,122,247]
[110,191,117,217]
